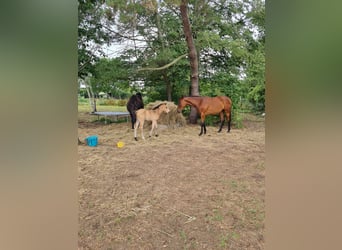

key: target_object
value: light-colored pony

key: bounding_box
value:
[134,103,170,140]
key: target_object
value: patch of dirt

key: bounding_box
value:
[78,114,265,249]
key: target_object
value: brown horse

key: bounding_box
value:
[177,96,232,136]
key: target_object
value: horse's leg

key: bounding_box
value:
[226,109,231,132]
[134,120,139,141]
[131,111,136,129]
[199,113,205,136]
[199,123,204,136]
[218,111,225,132]
[129,111,134,129]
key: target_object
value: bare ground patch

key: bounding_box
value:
[78,114,265,249]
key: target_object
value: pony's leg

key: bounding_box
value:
[149,121,155,137]
[150,121,159,137]
[134,120,139,140]
[140,120,145,140]
[154,122,158,137]
[218,111,225,132]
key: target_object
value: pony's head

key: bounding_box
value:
[177,96,186,113]
[153,103,170,113]
[160,103,170,114]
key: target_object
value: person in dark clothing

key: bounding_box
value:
[126,92,144,129]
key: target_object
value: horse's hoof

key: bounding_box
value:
[155,134,158,137]
[134,137,138,141]
[198,133,203,136]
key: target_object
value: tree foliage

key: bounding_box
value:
[78,0,265,113]
[91,57,131,98]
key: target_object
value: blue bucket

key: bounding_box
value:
[86,135,98,147]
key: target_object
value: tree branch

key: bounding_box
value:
[103,24,150,43]
[137,54,187,71]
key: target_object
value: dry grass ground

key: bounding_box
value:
[78,110,265,249]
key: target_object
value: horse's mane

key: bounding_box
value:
[127,93,144,109]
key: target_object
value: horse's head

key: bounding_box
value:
[177,96,186,113]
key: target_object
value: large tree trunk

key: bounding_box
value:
[180,0,200,124]
[163,71,172,101]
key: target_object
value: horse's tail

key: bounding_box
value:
[226,96,232,121]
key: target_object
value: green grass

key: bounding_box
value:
[256,163,265,170]
[209,209,224,222]
[219,231,240,248]
[179,230,187,241]
[78,101,129,123]
[229,180,249,193]
[204,209,225,224]
[78,102,127,113]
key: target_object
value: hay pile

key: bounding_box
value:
[145,101,186,128]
